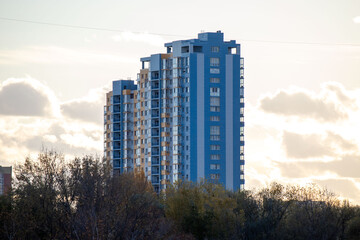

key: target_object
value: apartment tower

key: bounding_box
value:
[0,166,12,195]
[104,31,245,193]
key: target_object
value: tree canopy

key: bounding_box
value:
[0,150,359,240]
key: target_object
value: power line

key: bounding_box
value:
[0,17,190,38]
[1,16,360,47]
[237,38,360,47]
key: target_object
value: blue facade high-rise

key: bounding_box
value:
[104,31,245,193]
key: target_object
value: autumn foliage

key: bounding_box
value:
[0,151,359,239]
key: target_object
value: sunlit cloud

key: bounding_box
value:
[353,16,360,24]
[61,85,110,124]
[245,82,360,204]
[0,76,105,167]
[0,76,60,117]
[259,87,348,122]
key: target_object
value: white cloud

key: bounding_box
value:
[112,31,165,47]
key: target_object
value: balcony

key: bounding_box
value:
[152,158,160,165]
[161,179,170,185]
[161,112,170,118]
[161,132,170,137]
[152,129,160,136]
[113,125,121,132]
[113,142,121,150]
[152,167,160,174]
[151,82,160,89]
[151,110,160,118]
[161,151,170,156]
[113,114,121,123]
[151,91,160,99]
[161,122,170,128]
[161,160,170,166]
[151,120,160,127]
[152,138,160,146]
[151,101,160,108]
[113,151,121,159]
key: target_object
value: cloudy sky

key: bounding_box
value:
[1,0,360,203]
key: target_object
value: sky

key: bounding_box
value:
[1,0,360,203]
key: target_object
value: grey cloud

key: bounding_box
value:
[282,131,357,159]
[260,91,347,121]
[0,82,51,116]
[283,131,332,159]
[61,101,103,124]
[277,154,360,179]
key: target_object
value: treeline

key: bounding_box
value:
[0,152,359,240]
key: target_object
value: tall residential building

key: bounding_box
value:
[0,166,12,195]
[104,31,244,193]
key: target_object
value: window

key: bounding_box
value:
[210,107,220,112]
[210,145,220,150]
[210,68,220,74]
[210,126,220,141]
[210,173,220,179]
[210,135,220,140]
[210,116,220,121]
[210,126,220,135]
[210,87,220,96]
[211,46,219,52]
[210,164,221,170]
[194,46,203,52]
[210,57,220,67]
[210,77,220,83]
[210,97,220,106]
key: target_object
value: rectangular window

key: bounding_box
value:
[210,126,220,135]
[211,46,220,52]
[210,135,220,141]
[210,68,220,74]
[210,77,220,83]
[210,57,220,67]
[210,87,220,96]
[210,107,220,112]
[210,173,220,179]
[210,145,220,150]
[210,164,221,170]
[210,116,220,121]
[210,97,220,106]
